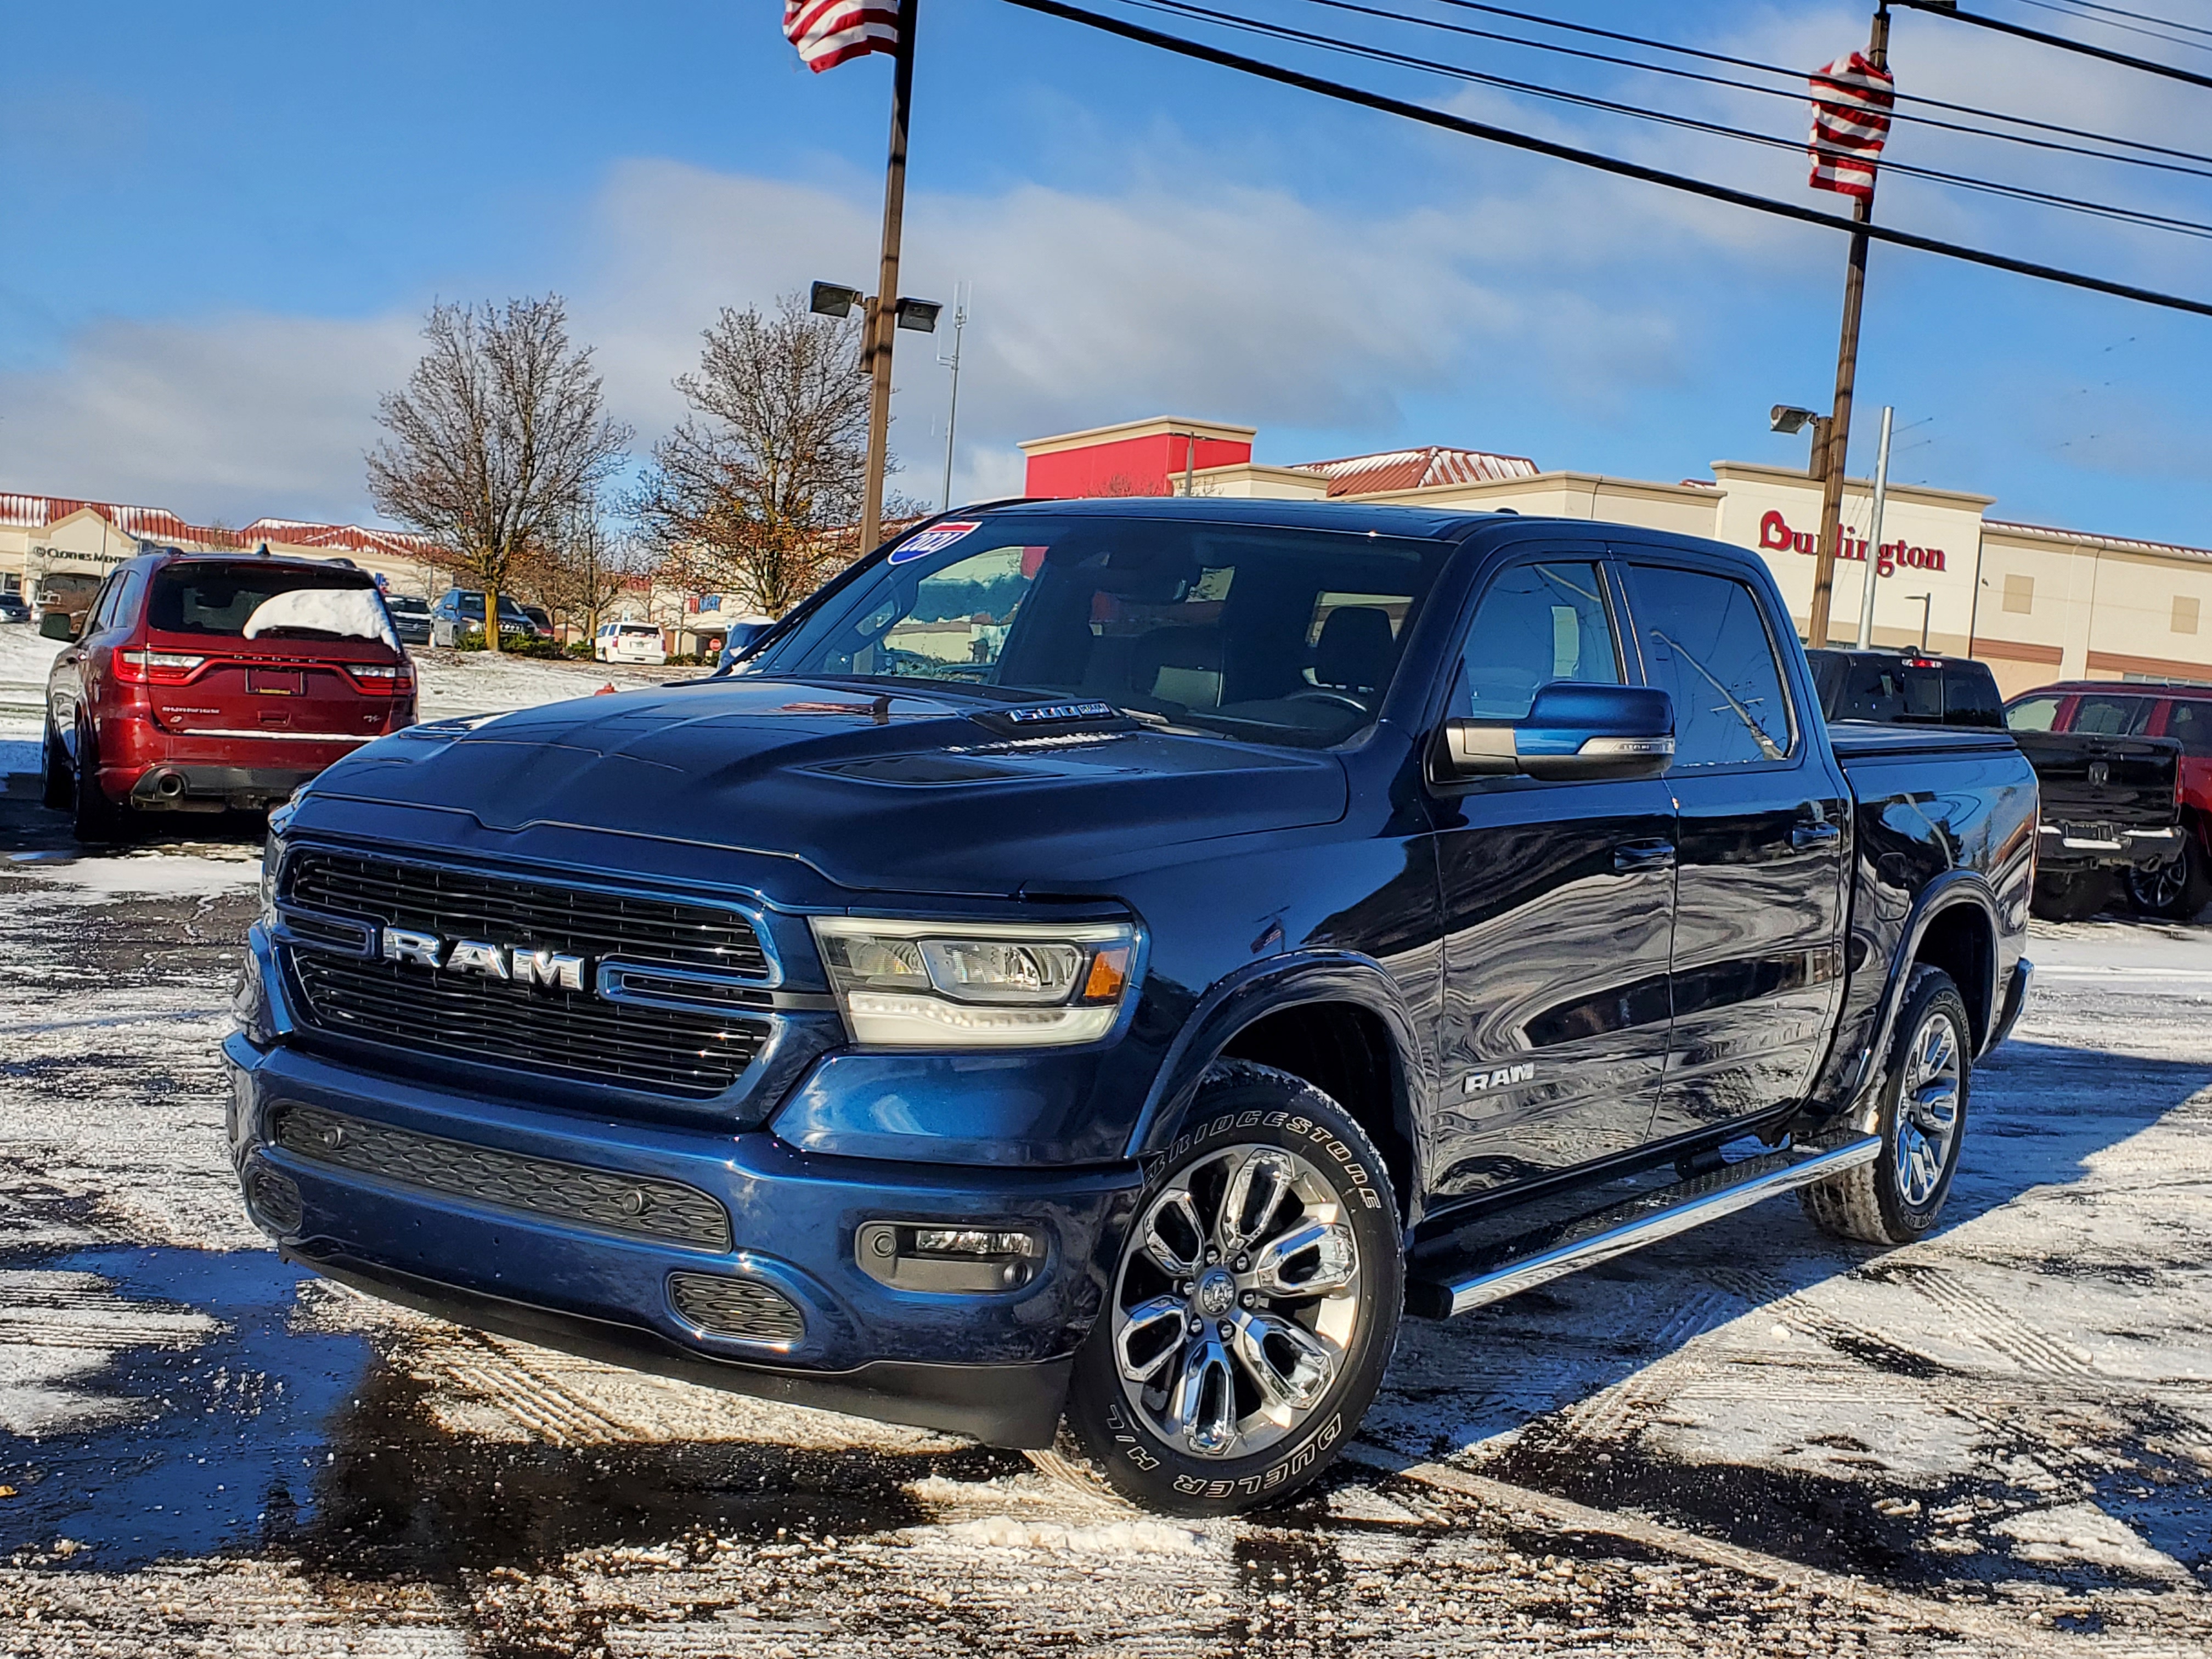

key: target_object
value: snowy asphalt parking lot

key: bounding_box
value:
[2,634,2209,1656]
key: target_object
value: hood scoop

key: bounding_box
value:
[807,753,1030,786]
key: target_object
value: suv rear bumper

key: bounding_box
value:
[128,763,322,811]
[221,1032,1142,1447]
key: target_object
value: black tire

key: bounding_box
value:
[70,722,129,843]
[2030,870,2113,923]
[1062,1061,1402,1516]
[41,719,72,811]
[1802,965,1971,1246]
[2127,836,2212,923]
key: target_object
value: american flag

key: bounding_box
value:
[783,0,901,73]
[1809,51,1895,200]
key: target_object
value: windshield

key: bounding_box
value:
[149,563,381,639]
[744,515,1452,747]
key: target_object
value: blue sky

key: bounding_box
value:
[4,0,2210,546]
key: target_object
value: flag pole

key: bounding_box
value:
[860,0,921,558]
[1807,2,1891,650]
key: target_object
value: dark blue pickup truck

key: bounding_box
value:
[227,499,2035,1514]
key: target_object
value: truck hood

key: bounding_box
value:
[307,677,1351,898]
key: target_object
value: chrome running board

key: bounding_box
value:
[1407,1135,1881,1319]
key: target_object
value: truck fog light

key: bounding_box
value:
[855,1221,1045,1293]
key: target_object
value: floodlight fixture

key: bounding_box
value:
[810,281,865,319]
[1770,405,1819,435]
[895,297,943,332]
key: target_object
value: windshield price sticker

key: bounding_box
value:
[887,521,983,564]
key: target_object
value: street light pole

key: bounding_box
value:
[937,284,968,514]
[1808,2,1892,650]
[860,0,922,558]
[1855,403,1894,649]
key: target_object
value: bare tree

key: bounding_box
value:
[368,296,631,652]
[630,294,914,618]
[534,504,642,645]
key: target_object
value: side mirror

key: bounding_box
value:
[40,610,81,642]
[716,619,775,672]
[1438,682,1674,783]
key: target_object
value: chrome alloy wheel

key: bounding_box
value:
[1109,1143,1362,1460]
[2130,853,2189,913]
[1895,1008,1963,1208]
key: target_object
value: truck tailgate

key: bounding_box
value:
[2011,730,2180,830]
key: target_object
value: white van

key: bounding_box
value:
[595,621,667,665]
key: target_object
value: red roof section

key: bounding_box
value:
[1,491,441,563]
[1293,445,1541,496]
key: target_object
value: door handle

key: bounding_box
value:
[1613,839,1677,873]
[1792,822,1843,850]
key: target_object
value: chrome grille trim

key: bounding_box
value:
[668,1271,806,1345]
[272,1102,732,1251]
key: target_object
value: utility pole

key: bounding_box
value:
[859,0,921,558]
[1854,404,1894,649]
[937,283,969,514]
[1808,2,1892,650]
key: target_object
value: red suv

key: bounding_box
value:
[2006,681,2212,919]
[41,550,416,839]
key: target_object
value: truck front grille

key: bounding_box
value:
[281,849,771,1097]
[273,1103,732,1251]
[287,849,772,978]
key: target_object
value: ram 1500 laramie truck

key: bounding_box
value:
[226,500,2035,1514]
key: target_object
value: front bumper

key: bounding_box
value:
[2036,822,2185,872]
[222,1032,1142,1447]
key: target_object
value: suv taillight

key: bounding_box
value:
[342,663,415,695]
[114,649,206,685]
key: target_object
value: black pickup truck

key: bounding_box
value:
[1809,647,2183,921]
[228,501,2035,1514]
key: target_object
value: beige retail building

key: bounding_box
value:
[1019,417,2212,699]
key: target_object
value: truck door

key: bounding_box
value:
[1425,556,1678,1203]
[1618,557,1850,1141]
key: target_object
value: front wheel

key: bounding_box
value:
[1802,964,1970,1246]
[2128,837,2212,922]
[1062,1062,1402,1516]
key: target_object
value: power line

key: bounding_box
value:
[1421,0,2212,167]
[2010,0,2212,54]
[1896,0,2212,89]
[1122,0,2212,237]
[995,0,2212,319]
[2051,1,2212,43]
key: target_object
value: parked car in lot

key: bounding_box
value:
[382,592,433,647]
[230,500,2032,1514]
[42,549,416,839]
[521,602,555,637]
[0,590,30,625]
[1810,649,2185,921]
[430,589,541,646]
[2008,682,2211,919]
[594,620,667,665]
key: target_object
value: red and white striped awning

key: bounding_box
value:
[1809,50,1895,200]
[783,0,901,73]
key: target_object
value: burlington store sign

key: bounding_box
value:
[1706,461,1987,651]
[1756,507,1948,576]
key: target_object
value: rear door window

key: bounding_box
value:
[2163,701,2212,757]
[1626,565,1795,767]
[2006,696,2061,732]
[2071,695,2152,736]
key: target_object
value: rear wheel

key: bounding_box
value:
[1802,965,1970,1246]
[2127,836,2212,922]
[41,719,72,810]
[70,722,129,843]
[1060,1062,1402,1516]
[2030,870,2112,923]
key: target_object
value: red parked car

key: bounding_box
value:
[41,550,416,840]
[2006,680,2212,919]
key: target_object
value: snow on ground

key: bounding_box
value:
[0,786,2208,1653]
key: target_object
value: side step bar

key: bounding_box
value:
[1407,1135,1881,1319]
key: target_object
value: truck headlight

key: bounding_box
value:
[259,830,287,924]
[811,917,1137,1048]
